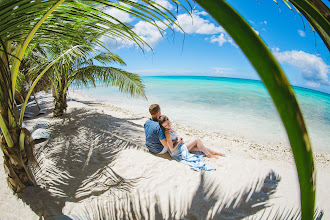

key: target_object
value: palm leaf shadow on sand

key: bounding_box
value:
[70,171,282,219]
[16,105,323,219]
[71,171,323,219]
[18,108,146,218]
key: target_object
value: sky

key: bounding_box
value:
[100,0,330,94]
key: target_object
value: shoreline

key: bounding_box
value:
[72,80,330,156]
[0,91,329,219]
[68,90,330,170]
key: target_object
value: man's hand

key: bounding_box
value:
[174,137,183,147]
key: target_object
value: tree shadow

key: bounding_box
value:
[17,95,54,121]
[69,170,283,219]
[18,108,146,219]
[15,103,321,219]
[185,171,281,219]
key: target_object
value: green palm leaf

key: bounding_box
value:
[71,66,146,99]
[83,52,127,66]
[19,45,85,125]
[284,0,330,51]
[194,0,316,219]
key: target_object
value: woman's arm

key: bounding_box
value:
[165,132,175,152]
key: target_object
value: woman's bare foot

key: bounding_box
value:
[210,150,225,157]
[213,152,225,157]
[206,153,218,158]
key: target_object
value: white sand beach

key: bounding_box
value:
[0,91,329,219]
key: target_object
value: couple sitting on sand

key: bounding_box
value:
[144,104,224,171]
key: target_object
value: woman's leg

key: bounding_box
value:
[185,138,225,157]
[185,138,217,158]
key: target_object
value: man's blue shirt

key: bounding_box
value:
[144,118,166,153]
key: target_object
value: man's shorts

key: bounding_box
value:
[158,146,169,154]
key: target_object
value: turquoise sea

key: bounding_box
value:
[72,76,330,153]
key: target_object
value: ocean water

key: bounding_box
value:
[71,76,330,153]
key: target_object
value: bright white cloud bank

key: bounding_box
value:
[101,9,237,49]
[155,0,174,10]
[273,48,330,87]
[103,2,135,23]
[174,11,236,47]
[133,20,168,48]
[209,33,236,47]
[100,19,168,50]
[174,11,224,34]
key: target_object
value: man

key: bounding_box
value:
[144,104,181,154]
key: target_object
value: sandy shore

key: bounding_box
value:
[0,91,329,219]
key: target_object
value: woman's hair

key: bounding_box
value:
[158,115,169,127]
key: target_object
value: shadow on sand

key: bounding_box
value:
[18,108,145,219]
[16,105,306,219]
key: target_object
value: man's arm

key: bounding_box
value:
[160,139,169,149]
[160,137,182,152]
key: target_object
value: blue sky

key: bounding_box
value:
[101,0,330,94]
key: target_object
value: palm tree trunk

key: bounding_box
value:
[0,127,36,192]
[53,89,67,117]
[1,43,37,193]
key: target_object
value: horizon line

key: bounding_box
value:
[140,75,330,96]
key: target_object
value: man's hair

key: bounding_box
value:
[149,104,160,116]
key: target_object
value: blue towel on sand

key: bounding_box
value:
[170,143,215,171]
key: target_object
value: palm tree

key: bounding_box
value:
[44,42,146,117]
[19,44,51,112]
[0,0,187,192]
[0,0,327,218]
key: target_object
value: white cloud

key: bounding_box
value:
[98,35,135,50]
[209,33,227,46]
[131,68,239,77]
[173,10,239,47]
[211,67,234,75]
[132,20,168,48]
[253,28,260,35]
[195,11,209,16]
[131,69,194,76]
[99,19,169,50]
[298,30,306,37]
[208,33,237,47]
[103,3,135,23]
[306,81,320,88]
[154,0,174,10]
[174,11,225,34]
[273,48,330,87]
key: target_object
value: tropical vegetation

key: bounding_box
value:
[46,42,146,117]
[0,0,329,219]
[0,0,185,193]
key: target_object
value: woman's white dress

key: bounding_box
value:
[168,130,215,171]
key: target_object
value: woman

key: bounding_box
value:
[158,115,224,158]
[158,115,224,171]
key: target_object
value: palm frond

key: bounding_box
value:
[84,52,127,66]
[280,0,330,51]
[19,45,86,125]
[70,66,146,99]
[0,0,191,49]
[194,0,316,219]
